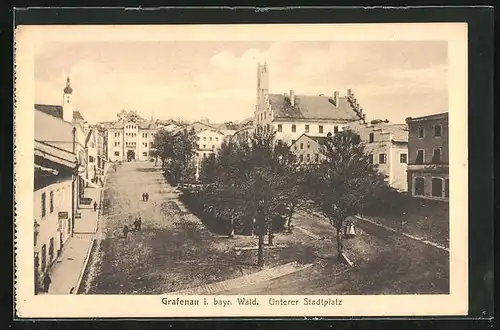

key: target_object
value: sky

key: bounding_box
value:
[35,41,447,125]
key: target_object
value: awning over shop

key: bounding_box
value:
[34,164,58,175]
[79,175,102,189]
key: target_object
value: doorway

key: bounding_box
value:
[127,150,135,162]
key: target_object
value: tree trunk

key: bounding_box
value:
[336,226,344,261]
[257,234,264,267]
[268,224,273,246]
[228,216,234,238]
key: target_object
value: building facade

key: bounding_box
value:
[193,128,235,180]
[290,134,327,165]
[34,114,78,294]
[348,122,409,191]
[106,120,158,162]
[254,62,366,145]
[406,112,449,200]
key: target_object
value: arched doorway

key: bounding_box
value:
[127,150,135,161]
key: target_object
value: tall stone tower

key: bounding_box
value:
[62,76,73,123]
[256,62,269,111]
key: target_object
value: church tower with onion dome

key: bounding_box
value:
[62,76,73,123]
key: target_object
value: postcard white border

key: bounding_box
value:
[14,23,468,318]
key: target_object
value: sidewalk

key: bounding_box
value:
[47,168,108,294]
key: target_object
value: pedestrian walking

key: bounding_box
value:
[123,225,130,239]
[145,192,149,201]
[142,192,146,201]
[42,273,52,293]
[137,217,142,231]
[93,201,98,212]
[133,218,139,231]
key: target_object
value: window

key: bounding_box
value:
[49,237,54,262]
[400,153,408,164]
[143,152,147,157]
[203,137,207,141]
[209,137,212,141]
[369,133,374,143]
[432,148,441,163]
[414,177,425,196]
[144,142,148,148]
[49,191,54,213]
[432,178,443,197]
[379,153,387,164]
[307,143,310,149]
[299,155,304,162]
[292,125,296,133]
[41,245,47,271]
[315,153,319,163]
[264,112,267,120]
[300,143,304,150]
[434,125,442,137]
[305,125,309,133]
[418,127,425,139]
[319,125,324,133]
[277,124,282,132]
[334,126,339,133]
[416,149,424,164]
[114,151,120,156]
[368,154,374,164]
[41,193,46,217]
[89,156,95,163]
[215,137,219,141]
[306,154,311,162]
[445,179,449,198]
[203,145,206,149]
[212,145,215,149]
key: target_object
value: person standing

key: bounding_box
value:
[123,225,129,239]
[137,217,142,231]
[93,201,98,212]
[42,273,52,293]
[145,192,149,201]
[142,193,145,201]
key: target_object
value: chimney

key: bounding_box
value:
[290,89,295,106]
[333,91,339,107]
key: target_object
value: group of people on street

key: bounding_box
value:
[142,192,150,202]
[122,216,143,239]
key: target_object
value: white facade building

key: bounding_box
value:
[254,62,366,145]
[106,120,158,162]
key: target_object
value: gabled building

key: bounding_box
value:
[406,112,449,200]
[290,134,328,165]
[254,62,366,145]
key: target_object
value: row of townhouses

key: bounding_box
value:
[33,77,107,293]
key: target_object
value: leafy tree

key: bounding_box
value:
[199,154,218,184]
[153,127,198,184]
[311,129,388,261]
[201,129,300,266]
[117,110,143,123]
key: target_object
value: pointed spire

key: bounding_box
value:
[64,76,73,94]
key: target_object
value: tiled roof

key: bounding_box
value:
[220,129,237,136]
[139,120,158,130]
[406,112,448,123]
[35,104,63,119]
[306,135,329,145]
[73,111,85,121]
[381,124,409,142]
[269,94,361,121]
[35,109,74,151]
